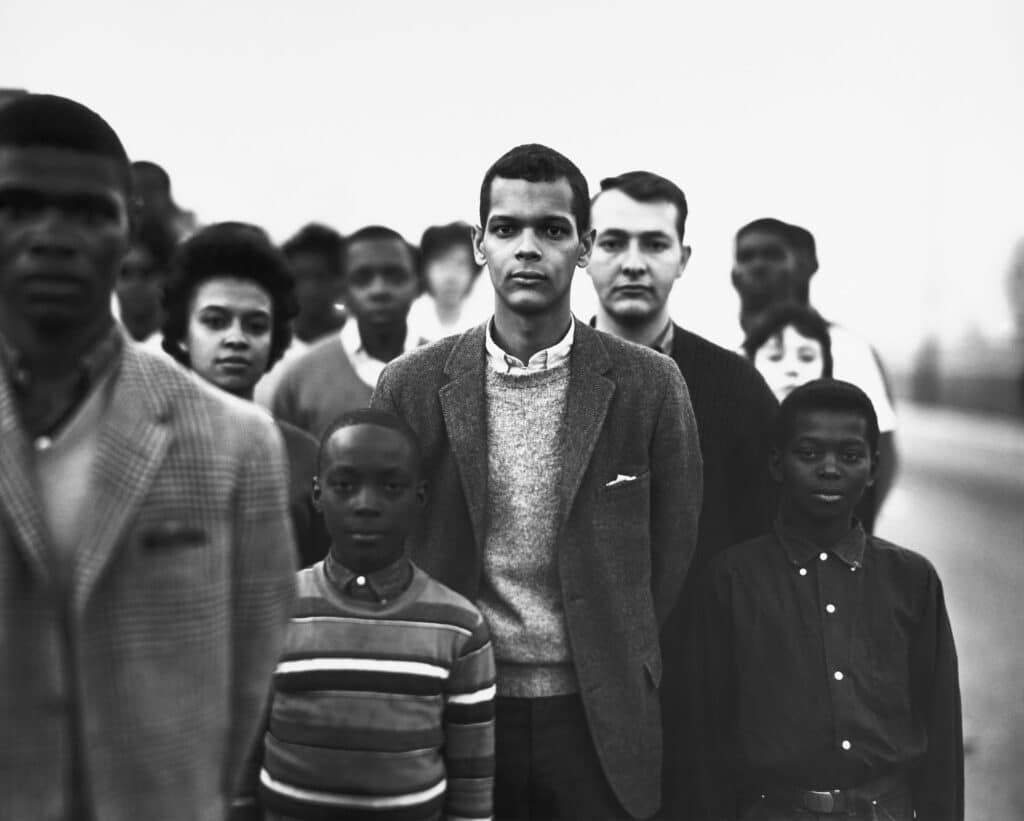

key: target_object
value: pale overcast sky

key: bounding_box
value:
[2,0,1021,361]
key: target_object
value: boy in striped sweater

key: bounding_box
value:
[257,408,496,821]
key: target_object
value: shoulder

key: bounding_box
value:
[866,535,940,583]
[709,532,778,576]
[280,334,345,379]
[582,324,681,384]
[377,327,477,390]
[671,325,774,399]
[412,565,490,635]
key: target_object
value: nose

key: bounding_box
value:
[818,453,841,478]
[514,229,541,261]
[223,319,249,348]
[352,486,382,515]
[622,240,646,277]
[28,207,77,259]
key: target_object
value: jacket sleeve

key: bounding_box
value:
[223,418,297,798]
[370,362,400,415]
[650,362,703,626]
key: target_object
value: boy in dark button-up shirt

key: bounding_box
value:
[690,379,962,820]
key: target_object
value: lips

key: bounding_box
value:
[509,270,546,283]
[811,491,844,503]
[613,285,653,296]
[216,357,251,372]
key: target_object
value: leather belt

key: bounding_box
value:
[757,772,909,814]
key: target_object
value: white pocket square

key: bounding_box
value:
[605,474,637,488]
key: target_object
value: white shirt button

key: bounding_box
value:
[834,670,844,681]
[826,603,836,614]
[841,739,852,750]
[35,436,53,451]
[799,568,808,577]
[819,552,828,561]
[850,566,857,572]
[355,575,366,586]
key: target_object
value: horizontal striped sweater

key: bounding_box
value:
[259,559,496,821]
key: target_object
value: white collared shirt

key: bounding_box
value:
[340,320,421,388]
[485,317,575,375]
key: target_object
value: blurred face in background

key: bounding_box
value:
[116,244,165,341]
[732,229,798,312]
[424,245,477,311]
[184,275,273,398]
[290,250,344,340]
[754,323,826,402]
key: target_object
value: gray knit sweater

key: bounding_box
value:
[478,363,575,697]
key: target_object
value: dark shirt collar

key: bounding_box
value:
[587,315,674,355]
[773,518,866,568]
[324,552,413,604]
[0,323,123,437]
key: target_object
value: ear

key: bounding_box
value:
[677,245,693,280]
[768,446,783,483]
[866,450,879,488]
[415,479,427,509]
[576,228,596,269]
[311,477,323,512]
[471,225,487,267]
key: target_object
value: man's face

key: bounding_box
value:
[731,229,798,310]
[588,190,690,325]
[290,250,342,328]
[0,145,130,336]
[116,245,164,341]
[315,423,425,573]
[771,408,877,528]
[474,177,593,318]
[342,238,419,328]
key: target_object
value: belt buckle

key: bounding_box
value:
[801,789,839,813]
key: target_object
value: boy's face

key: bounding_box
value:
[341,238,419,329]
[474,176,593,319]
[314,423,426,573]
[771,408,877,528]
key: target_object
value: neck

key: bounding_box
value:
[0,309,113,377]
[357,319,407,362]
[295,314,342,344]
[434,300,461,326]
[594,306,670,347]
[779,504,854,548]
[492,303,572,363]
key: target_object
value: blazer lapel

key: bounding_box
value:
[0,374,56,581]
[559,321,615,518]
[438,325,489,552]
[72,346,171,613]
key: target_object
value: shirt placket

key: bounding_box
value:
[816,549,861,768]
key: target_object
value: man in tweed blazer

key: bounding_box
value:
[0,95,296,821]
[373,144,703,820]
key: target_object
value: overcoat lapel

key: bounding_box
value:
[71,347,171,613]
[558,321,614,520]
[439,326,489,552]
[0,373,55,581]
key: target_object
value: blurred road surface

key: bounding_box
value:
[876,403,1024,820]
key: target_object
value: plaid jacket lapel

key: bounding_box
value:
[71,346,172,614]
[0,371,55,582]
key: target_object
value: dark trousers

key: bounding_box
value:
[494,693,633,821]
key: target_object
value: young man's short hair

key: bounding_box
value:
[595,170,689,243]
[282,222,346,277]
[317,408,423,475]
[131,214,179,273]
[742,302,834,376]
[735,217,793,248]
[0,93,131,191]
[774,378,880,452]
[161,221,297,370]
[479,143,591,234]
[342,225,420,281]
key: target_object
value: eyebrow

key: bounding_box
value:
[597,228,673,239]
[487,214,573,226]
[0,186,122,213]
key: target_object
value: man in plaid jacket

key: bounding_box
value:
[0,94,296,820]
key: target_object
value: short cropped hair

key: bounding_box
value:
[0,93,131,191]
[479,143,590,234]
[775,378,880,452]
[595,171,689,243]
[161,222,297,371]
[131,160,171,193]
[342,225,419,281]
[281,223,345,277]
[317,408,422,476]
[742,302,834,377]
[735,217,793,248]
